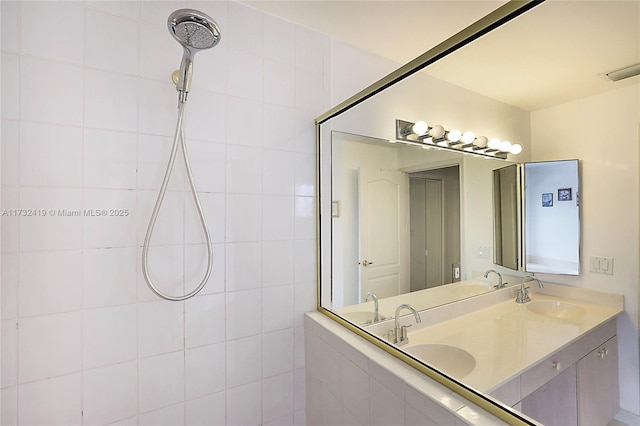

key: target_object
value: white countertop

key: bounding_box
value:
[335,278,496,321]
[397,292,623,393]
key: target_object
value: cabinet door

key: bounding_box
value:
[577,336,619,426]
[521,364,578,426]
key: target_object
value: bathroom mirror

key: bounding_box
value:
[330,130,517,318]
[493,164,520,270]
[317,0,637,423]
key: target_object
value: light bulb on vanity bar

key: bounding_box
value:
[509,144,523,155]
[499,141,512,152]
[461,131,475,144]
[429,125,445,139]
[488,138,501,150]
[475,136,488,148]
[447,129,462,143]
[412,120,429,136]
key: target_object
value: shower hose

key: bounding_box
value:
[142,102,213,301]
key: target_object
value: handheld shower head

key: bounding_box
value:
[168,9,221,103]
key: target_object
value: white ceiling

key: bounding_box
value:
[242,0,640,111]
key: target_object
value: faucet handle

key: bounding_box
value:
[386,329,395,342]
[400,324,412,342]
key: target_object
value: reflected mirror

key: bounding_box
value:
[493,164,520,270]
[492,160,581,274]
[524,159,580,274]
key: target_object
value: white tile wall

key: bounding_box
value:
[226,381,262,425]
[20,57,84,126]
[186,392,226,426]
[1,54,19,120]
[138,351,185,413]
[85,9,139,75]
[185,343,226,399]
[18,373,82,426]
[83,361,138,425]
[83,304,137,369]
[18,312,83,383]
[20,1,85,65]
[19,122,83,187]
[18,250,83,316]
[84,129,138,189]
[1,0,327,424]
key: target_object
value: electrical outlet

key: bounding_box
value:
[452,264,461,282]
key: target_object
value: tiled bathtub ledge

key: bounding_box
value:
[304,311,529,425]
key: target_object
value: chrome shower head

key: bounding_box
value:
[168,9,221,103]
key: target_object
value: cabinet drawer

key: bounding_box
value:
[520,319,616,399]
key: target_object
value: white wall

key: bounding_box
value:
[329,42,532,163]
[331,137,400,308]
[0,1,326,424]
[531,84,640,415]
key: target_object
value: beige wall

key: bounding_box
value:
[531,84,640,414]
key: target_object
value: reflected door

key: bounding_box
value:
[358,168,408,300]
[410,178,443,291]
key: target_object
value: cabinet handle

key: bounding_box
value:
[597,347,609,359]
[552,361,561,370]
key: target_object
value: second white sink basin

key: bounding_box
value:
[406,343,476,378]
[527,300,586,319]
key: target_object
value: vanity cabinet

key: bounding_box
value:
[577,336,619,425]
[521,365,578,426]
[517,325,619,426]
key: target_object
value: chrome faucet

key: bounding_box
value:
[484,269,504,288]
[365,290,380,322]
[389,304,421,346]
[516,275,544,303]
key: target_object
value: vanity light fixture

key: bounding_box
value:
[395,119,522,159]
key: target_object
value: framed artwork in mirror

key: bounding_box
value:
[542,193,553,207]
[558,188,572,201]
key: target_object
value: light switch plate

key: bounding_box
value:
[589,256,613,275]
[477,246,490,259]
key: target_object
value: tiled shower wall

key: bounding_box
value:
[1,1,327,424]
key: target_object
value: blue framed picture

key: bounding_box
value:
[558,188,572,201]
[542,193,553,207]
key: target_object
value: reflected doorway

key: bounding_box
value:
[409,166,460,291]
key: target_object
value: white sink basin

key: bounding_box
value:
[406,344,476,378]
[526,300,586,319]
[341,311,387,325]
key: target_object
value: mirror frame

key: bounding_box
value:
[315,1,544,424]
